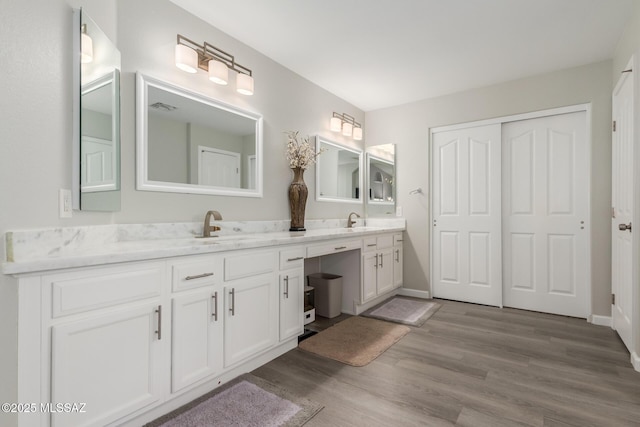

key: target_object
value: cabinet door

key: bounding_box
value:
[279,268,304,342]
[224,273,278,367]
[51,304,162,427]
[393,247,403,288]
[377,248,394,295]
[172,288,223,393]
[362,252,378,303]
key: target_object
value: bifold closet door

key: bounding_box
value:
[502,111,589,318]
[432,124,502,307]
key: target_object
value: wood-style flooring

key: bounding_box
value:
[252,299,640,426]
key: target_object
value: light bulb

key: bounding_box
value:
[330,117,342,132]
[353,127,363,140]
[208,60,228,85]
[342,122,353,137]
[236,73,254,95]
[175,44,198,73]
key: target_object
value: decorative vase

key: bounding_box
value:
[288,167,308,231]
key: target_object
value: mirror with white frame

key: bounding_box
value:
[136,74,263,197]
[73,9,121,211]
[315,136,362,203]
[366,144,396,216]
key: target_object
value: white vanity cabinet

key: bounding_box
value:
[223,250,279,368]
[169,255,224,394]
[45,262,166,427]
[362,235,394,303]
[393,233,404,288]
[278,247,305,342]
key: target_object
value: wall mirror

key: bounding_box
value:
[315,136,362,203]
[136,74,263,197]
[72,9,121,211]
[366,144,396,216]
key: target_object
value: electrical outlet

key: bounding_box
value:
[59,189,73,218]
[396,206,403,217]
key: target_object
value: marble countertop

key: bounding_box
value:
[2,218,405,275]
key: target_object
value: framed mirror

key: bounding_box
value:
[72,9,121,211]
[315,136,362,203]
[136,74,263,197]
[366,144,396,215]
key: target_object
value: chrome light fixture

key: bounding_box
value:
[174,34,254,96]
[80,24,93,64]
[330,112,363,140]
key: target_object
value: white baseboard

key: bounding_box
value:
[632,351,640,372]
[397,288,431,299]
[588,314,612,327]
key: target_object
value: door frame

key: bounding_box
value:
[429,103,592,317]
[197,146,241,187]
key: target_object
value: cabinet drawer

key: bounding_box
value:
[280,247,305,270]
[47,262,163,318]
[394,233,404,246]
[225,250,276,281]
[363,237,378,251]
[171,255,222,292]
[306,239,361,258]
[377,234,394,249]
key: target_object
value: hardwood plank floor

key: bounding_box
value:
[252,299,640,426]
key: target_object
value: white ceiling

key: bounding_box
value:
[169,0,633,111]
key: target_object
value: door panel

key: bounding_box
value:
[503,111,588,318]
[432,124,502,306]
[612,64,634,351]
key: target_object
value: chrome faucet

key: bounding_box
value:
[347,212,361,228]
[203,210,222,237]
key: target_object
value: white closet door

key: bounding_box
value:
[612,65,634,351]
[502,111,589,318]
[432,124,502,306]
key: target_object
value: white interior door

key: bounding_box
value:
[198,146,240,187]
[432,124,502,306]
[612,64,634,351]
[502,111,589,318]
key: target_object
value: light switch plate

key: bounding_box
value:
[59,189,73,218]
[396,206,403,217]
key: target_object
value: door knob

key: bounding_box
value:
[618,222,632,232]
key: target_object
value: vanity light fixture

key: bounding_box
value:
[330,112,363,141]
[174,34,254,96]
[80,24,93,64]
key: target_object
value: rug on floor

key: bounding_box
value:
[361,297,441,327]
[144,373,323,427]
[297,316,410,367]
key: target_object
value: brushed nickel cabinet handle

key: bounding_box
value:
[335,246,347,250]
[380,253,384,268]
[229,288,235,316]
[374,253,379,268]
[155,305,162,340]
[185,272,214,280]
[212,292,218,321]
[395,249,399,262]
[619,222,632,232]
[287,256,304,262]
[367,243,377,247]
[284,276,289,298]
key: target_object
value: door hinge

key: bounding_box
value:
[612,294,616,305]
[613,120,617,132]
[612,207,616,219]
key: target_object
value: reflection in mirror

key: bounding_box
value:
[315,136,362,203]
[73,9,121,211]
[366,144,396,216]
[136,74,263,197]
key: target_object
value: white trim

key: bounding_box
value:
[631,351,640,372]
[431,103,591,134]
[397,288,431,299]
[588,314,612,327]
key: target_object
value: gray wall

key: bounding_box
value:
[0,0,363,424]
[366,60,614,317]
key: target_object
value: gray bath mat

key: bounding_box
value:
[362,297,441,327]
[144,373,323,427]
